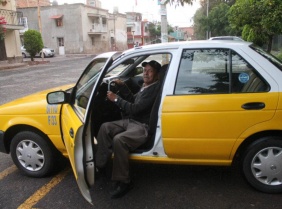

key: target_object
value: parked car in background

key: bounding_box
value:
[209,36,244,41]
[21,46,55,58]
[2,41,282,203]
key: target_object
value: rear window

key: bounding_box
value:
[175,48,269,95]
[250,45,282,71]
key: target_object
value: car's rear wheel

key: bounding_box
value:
[242,136,282,193]
[22,53,26,58]
[10,131,56,177]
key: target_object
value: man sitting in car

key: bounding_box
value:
[95,60,161,198]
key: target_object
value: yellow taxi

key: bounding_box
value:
[1,41,282,203]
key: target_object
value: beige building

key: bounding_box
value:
[179,27,195,40]
[125,12,152,48]
[108,11,127,51]
[16,0,50,8]
[0,0,24,63]
[17,3,128,55]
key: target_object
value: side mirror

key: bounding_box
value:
[135,66,143,75]
[47,91,68,104]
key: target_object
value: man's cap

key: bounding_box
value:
[142,60,161,72]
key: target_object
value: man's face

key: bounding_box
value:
[143,64,158,86]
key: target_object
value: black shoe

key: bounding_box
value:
[110,181,134,199]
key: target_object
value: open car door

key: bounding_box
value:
[60,104,93,202]
[47,52,121,204]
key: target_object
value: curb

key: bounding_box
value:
[0,54,95,70]
[0,62,28,70]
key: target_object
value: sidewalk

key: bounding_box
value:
[0,54,94,71]
[0,61,28,70]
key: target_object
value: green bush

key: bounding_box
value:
[277,52,282,61]
[23,30,43,61]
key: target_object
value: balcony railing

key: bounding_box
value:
[0,9,24,30]
[88,23,107,34]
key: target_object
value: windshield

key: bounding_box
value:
[250,45,282,71]
[73,58,109,118]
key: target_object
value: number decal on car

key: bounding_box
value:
[48,115,57,125]
[46,105,58,125]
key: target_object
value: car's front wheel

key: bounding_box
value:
[10,131,56,177]
[242,136,282,193]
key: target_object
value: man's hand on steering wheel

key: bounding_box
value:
[114,79,125,86]
[109,79,124,94]
[107,91,118,102]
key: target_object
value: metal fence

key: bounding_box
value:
[273,35,282,51]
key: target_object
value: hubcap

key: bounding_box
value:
[16,140,45,172]
[251,147,282,186]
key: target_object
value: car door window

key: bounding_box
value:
[174,48,269,95]
[73,58,109,118]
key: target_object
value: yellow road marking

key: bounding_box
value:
[17,168,71,209]
[0,165,18,180]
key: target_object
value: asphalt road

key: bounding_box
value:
[0,56,282,209]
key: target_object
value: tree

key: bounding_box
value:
[260,0,282,51]
[229,0,282,52]
[165,0,240,40]
[148,22,174,43]
[0,16,6,40]
[193,0,238,40]
[164,0,194,6]
[23,30,43,61]
[209,3,239,37]
[193,8,208,39]
[148,23,161,38]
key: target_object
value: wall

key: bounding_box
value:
[81,5,109,54]
[41,4,84,54]
[108,13,127,51]
[18,3,128,55]
[17,0,50,8]
[1,0,22,63]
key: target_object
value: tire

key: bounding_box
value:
[22,53,26,58]
[10,131,56,177]
[242,136,282,193]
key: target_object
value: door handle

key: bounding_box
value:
[241,102,265,110]
[69,128,74,138]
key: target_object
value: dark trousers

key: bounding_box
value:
[95,119,148,183]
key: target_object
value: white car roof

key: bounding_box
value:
[123,40,252,55]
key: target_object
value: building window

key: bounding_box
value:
[111,37,115,44]
[56,18,63,27]
[144,26,148,32]
[127,38,133,44]
[58,37,64,46]
[91,37,95,46]
[102,18,107,25]
[19,17,28,27]
[89,0,96,7]
[19,17,28,34]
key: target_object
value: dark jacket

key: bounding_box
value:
[116,81,160,125]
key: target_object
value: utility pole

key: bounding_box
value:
[160,0,168,43]
[159,0,168,64]
[206,0,209,39]
[37,0,44,60]
[132,30,135,48]
[37,0,42,34]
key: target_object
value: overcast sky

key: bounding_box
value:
[57,0,201,27]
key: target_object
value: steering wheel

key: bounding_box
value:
[108,79,119,93]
